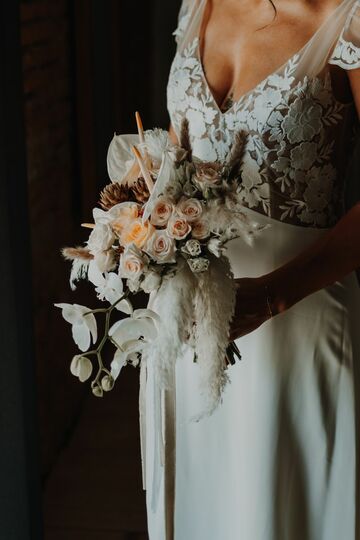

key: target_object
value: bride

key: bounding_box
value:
[142,0,360,538]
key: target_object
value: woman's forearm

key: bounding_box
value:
[263,202,360,313]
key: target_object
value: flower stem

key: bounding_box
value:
[87,288,131,389]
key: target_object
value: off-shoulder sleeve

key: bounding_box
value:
[329,0,360,69]
[172,0,193,47]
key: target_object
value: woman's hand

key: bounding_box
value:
[230,277,274,341]
[231,199,360,342]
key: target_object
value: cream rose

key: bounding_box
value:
[144,229,176,263]
[120,219,155,248]
[119,245,146,280]
[88,223,114,253]
[150,197,174,227]
[166,213,192,240]
[176,197,203,222]
[87,223,116,272]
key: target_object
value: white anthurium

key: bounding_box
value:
[106,133,140,183]
[92,201,140,226]
[109,308,160,349]
[55,303,97,352]
[87,260,133,314]
[70,355,93,382]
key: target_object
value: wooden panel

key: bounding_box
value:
[20,0,86,476]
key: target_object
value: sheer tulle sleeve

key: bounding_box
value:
[329,1,360,70]
[172,0,194,48]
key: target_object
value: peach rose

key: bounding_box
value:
[120,218,155,248]
[119,245,146,280]
[144,229,176,263]
[166,213,191,240]
[176,197,203,222]
[111,202,140,236]
[150,197,174,227]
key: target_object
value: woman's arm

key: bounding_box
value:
[230,203,360,340]
[168,122,179,145]
[230,69,360,341]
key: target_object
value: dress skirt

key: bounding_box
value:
[144,209,360,540]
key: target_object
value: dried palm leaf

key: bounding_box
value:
[227,130,248,179]
[179,117,192,161]
[62,246,94,261]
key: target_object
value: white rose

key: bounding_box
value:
[182,239,202,257]
[119,245,146,280]
[187,257,210,273]
[150,197,174,227]
[167,213,192,240]
[88,223,114,254]
[177,197,203,222]
[141,270,162,292]
[144,229,176,263]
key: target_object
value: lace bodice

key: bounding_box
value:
[167,0,360,227]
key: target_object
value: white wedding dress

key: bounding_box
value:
[141,1,360,538]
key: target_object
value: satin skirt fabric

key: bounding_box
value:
[145,210,360,540]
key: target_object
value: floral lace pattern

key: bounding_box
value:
[167,34,359,227]
[330,35,360,69]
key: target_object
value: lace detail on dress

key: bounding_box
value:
[329,34,360,69]
[329,0,360,69]
[167,37,352,227]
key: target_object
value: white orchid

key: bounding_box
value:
[55,303,97,352]
[70,355,93,382]
[109,309,160,379]
[87,260,133,314]
[110,338,147,380]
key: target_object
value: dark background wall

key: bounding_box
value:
[20,0,180,476]
[2,1,180,539]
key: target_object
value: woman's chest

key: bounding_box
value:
[198,0,342,109]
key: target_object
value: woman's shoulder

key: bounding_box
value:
[172,0,200,46]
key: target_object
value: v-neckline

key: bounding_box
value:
[196,0,349,116]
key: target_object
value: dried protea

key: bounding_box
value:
[130,176,151,203]
[99,182,131,210]
[62,246,94,261]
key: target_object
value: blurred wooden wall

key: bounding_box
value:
[19,0,180,477]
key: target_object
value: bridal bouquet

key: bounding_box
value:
[56,113,262,414]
